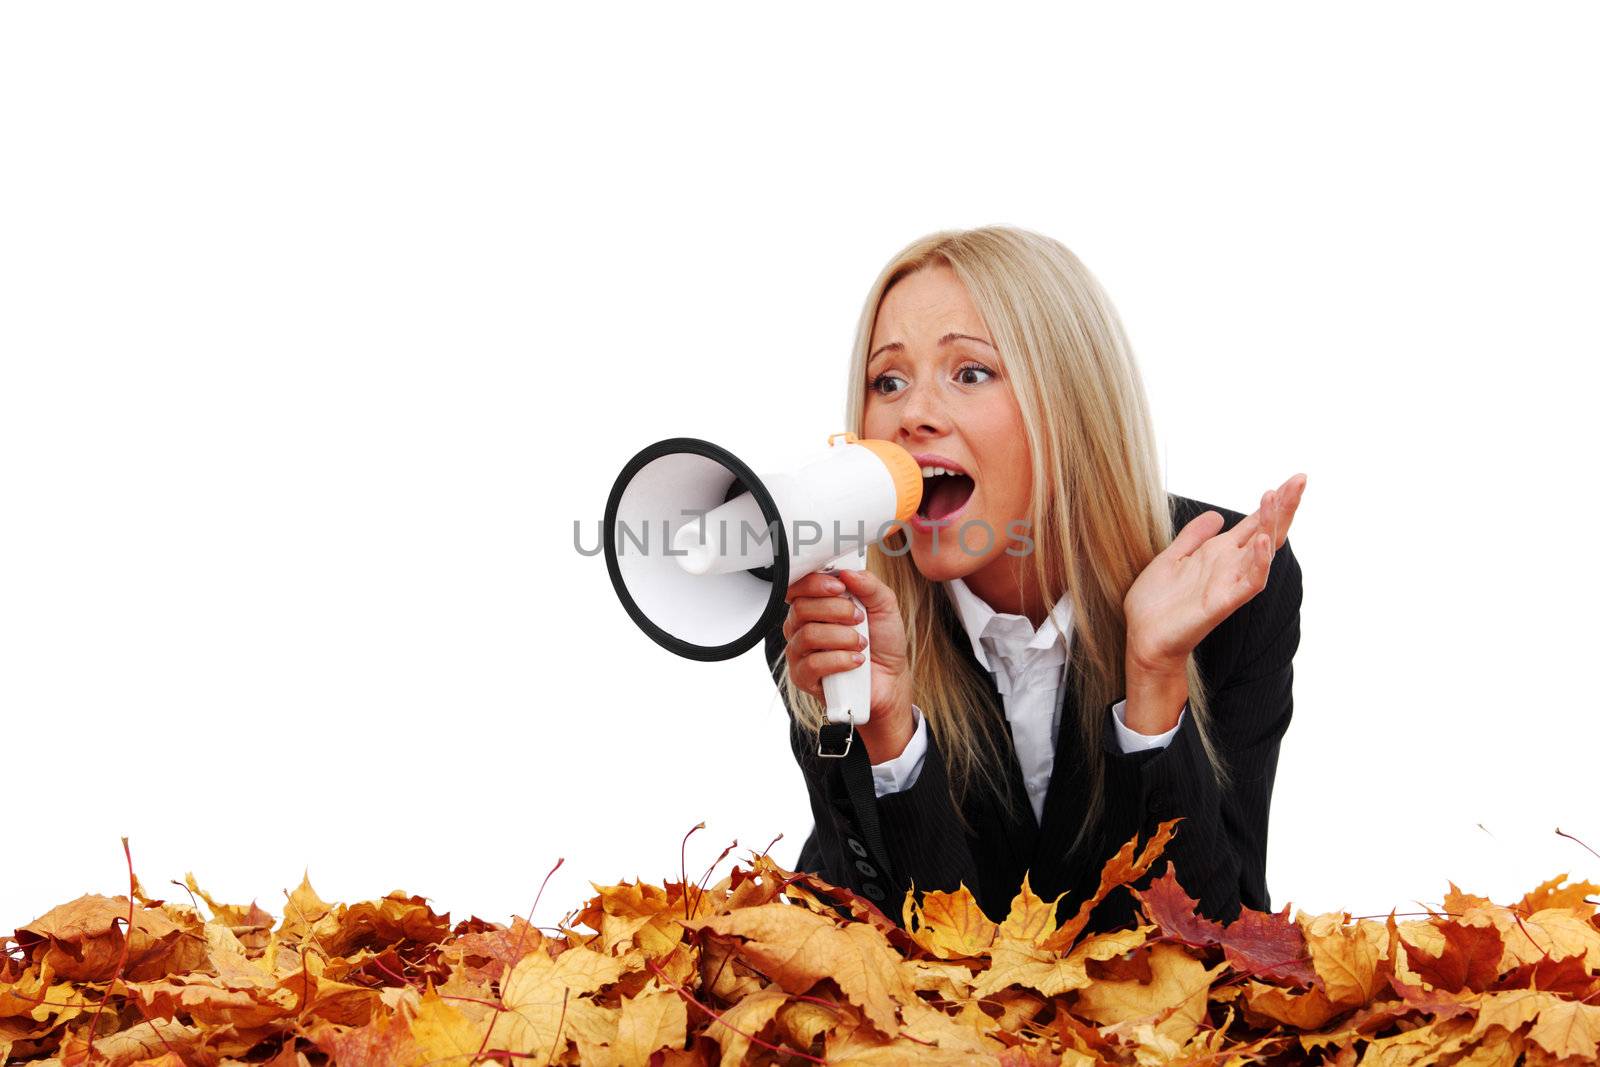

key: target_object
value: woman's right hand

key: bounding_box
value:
[781,569,917,763]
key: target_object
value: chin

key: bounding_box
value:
[907,550,959,582]
[907,531,987,583]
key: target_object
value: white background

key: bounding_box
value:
[3,3,1596,932]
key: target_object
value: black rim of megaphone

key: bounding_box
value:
[603,437,791,662]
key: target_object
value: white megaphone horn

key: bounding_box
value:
[602,432,923,755]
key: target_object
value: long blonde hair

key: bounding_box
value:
[779,226,1234,857]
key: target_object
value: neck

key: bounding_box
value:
[959,554,1053,628]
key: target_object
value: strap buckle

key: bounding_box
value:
[818,720,854,758]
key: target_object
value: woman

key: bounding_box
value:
[763,225,1306,935]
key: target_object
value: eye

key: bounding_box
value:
[868,371,906,396]
[956,362,997,385]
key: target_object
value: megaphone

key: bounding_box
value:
[602,432,923,749]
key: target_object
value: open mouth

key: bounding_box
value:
[916,467,976,521]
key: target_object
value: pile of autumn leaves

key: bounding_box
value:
[4,823,1600,1066]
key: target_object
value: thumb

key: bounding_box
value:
[1166,509,1224,560]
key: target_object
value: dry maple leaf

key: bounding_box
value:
[5,826,1600,1066]
[1071,941,1230,1047]
[902,883,998,959]
[683,905,913,1036]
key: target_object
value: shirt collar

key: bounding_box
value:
[943,576,1074,671]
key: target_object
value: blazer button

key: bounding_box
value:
[846,837,869,859]
[854,859,878,879]
[861,883,886,901]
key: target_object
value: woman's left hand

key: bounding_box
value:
[1123,473,1308,677]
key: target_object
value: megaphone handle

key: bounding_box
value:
[820,556,872,727]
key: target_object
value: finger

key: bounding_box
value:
[787,593,860,629]
[796,650,868,695]
[1226,530,1274,602]
[783,595,863,641]
[1277,473,1307,538]
[790,620,867,658]
[834,568,897,617]
[1167,509,1224,559]
[1258,474,1307,551]
[785,571,847,603]
[1234,488,1275,549]
[1223,473,1306,556]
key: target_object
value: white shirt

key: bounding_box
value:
[871,576,1187,824]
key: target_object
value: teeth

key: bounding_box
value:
[919,464,965,477]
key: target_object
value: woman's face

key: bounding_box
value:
[861,263,1032,583]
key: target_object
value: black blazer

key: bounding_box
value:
[763,492,1303,936]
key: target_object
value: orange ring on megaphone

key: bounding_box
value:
[828,432,924,523]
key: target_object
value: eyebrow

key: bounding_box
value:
[868,332,996,367]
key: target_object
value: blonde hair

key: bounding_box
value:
[780,225,1232,858]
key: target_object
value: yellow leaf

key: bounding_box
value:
[908,883,999,959]
[776,997,842,1050]
[1298,911,1387,1007]
[997,873,1065,946]
[611,983,688,1064]
[1469,988,1559,1043]
[278,871,333,938]
[1501,907,1600,971]
[1071,942,1228,1047]
[1527,998,1600,1061]
[1243,981,1341,1030]
[497,945,626,1059]
[686,905,912,1036]
[898,994,1004,1054]
[704,984,787,1067]
[406,985,493,1066]
[1360,1015,1477,1065]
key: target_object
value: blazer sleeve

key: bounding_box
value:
[1098,537,1303,923]
[763,624,981,915]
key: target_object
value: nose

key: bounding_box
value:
[896,378,950,440]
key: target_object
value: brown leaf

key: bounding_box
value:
[1403,920,1503,992]
[1135,866,1225,949]
[445,915,545,984]
[1385,973,1476,1020]
[1494,949,1596,997]
[1041,819,1180,953]
[1220,903,1317,987]
[310,1008,416,1067]
[11,840,1600,1066]
[16,895,206,983]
